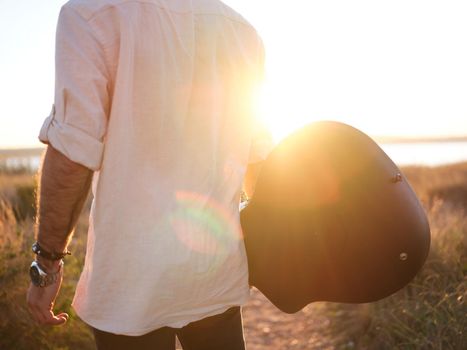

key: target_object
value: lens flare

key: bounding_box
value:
[169,191,242,256]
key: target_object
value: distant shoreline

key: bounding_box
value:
[1,136,467,158]
[373,136,467,144]
[0,147,45,160]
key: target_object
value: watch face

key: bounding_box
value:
[29,264,42,287]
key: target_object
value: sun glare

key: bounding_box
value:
[257,80,318,144]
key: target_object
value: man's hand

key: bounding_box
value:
[26,268,69,326]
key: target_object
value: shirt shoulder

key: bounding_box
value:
[61,0,194,21]
[193,0,254,28]
[64,0,255,29]
[65,0,180,21]
[62,0,122,20]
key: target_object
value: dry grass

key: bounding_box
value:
[0,169,94,350]
[0,163,465,349]
[308,163,467,350]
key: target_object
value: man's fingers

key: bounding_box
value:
[26,282,67,327]
[33,309,68,326]
[56,312,69,324]
[47,316,67,326]
[40,310,68,326]
[28,299,68,326]
[57,312,69,319]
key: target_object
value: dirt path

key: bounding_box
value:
[174,287,364,350]
[242,288,336,350]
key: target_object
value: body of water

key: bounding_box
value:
[1,142,467,171]
[0,155,41,170]
[380,141,467,166]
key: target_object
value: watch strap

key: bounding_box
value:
[32,241,71,261]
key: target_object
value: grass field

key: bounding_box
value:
[0,161,465,349]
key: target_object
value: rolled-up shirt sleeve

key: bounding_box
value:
[39,5,109,171]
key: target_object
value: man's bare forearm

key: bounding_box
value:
[35,146,93,269]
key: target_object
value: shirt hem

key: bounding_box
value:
[71,292,250,336]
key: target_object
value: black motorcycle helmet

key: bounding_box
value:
[241,121,430,313]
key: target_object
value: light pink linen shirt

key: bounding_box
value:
[39,0,270,336]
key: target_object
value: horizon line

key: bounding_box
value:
[1,134,467,153]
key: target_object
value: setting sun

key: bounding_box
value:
[226,0,467,144]
[256,80,317,144]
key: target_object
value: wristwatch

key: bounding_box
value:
[29,260,64,288]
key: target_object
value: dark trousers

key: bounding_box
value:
[91,306,246,350]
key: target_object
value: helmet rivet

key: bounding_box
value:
[399,252,408,261]
[392,173,403,183]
